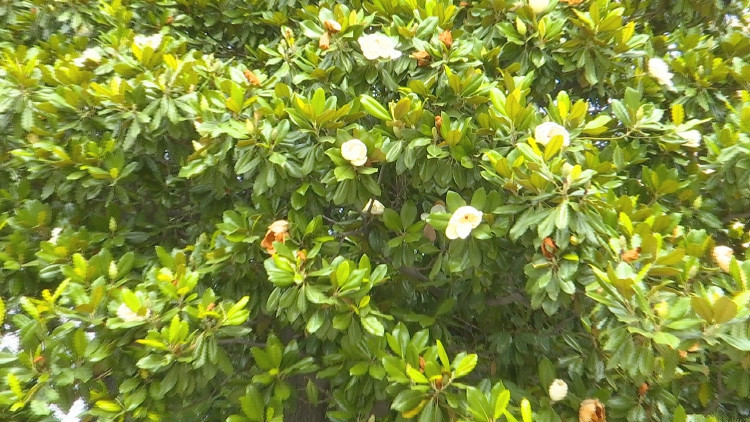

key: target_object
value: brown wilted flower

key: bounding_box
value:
[459,1,469,6]
[319,32,331,50]
[579,398,606,422]
[424,225,437,243]
[621,247,641,263]
[541,237,558,260]
[243,69,261,86]
[560,0,585,4]
[438,29,453,49]
[411,50,431,67]
[638,382,649,397]
[324,19,341,34]
[260,220,290,254]
[435,115,443,131]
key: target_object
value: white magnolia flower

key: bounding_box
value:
[421,203,447,221]
[341,139,368,166]
[73,48,102,67]
[678,130,701,148]
[116,303,150,322]
[358,33,402,61]
[445,206,483,240]
[534,122,570,147]
[648,58,674,88]
[712,245,734,273]
[363,199,385,215]
[548,379,568,402]
[134,33,163,49]
[529,0,550,14]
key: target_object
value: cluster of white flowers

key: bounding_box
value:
[134,33,163,49]
[548,379,568,402]
[445,206,483,239]
[362,199,385,215]
[648,58,674,88]
[341,139,368,166]
[358,33,401,60]
[534,122,570,147]
[116,303,150,322]
[73,48,102,67]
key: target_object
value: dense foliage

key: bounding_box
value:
[2,0,750,421]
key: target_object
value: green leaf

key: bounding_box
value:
[521,398,532,422]
[361,315,384,336]
[494,389,510,419]
[712,296,737,324]
[436,340,450,370]
[360,95,392,121]
[453,353,477,378]
[239,386,264,421]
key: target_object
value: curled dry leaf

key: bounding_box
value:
[579,398,606,422]
[323,19,341,33]
[438,29,453,49]
[541,237,558,260]
[260,220,290,254]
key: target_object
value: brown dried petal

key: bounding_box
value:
[541,237,558,260]
[243,69,261,86]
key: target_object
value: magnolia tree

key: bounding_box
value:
[1,0,750,421]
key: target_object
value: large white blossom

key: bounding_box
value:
[548,379,568,402]
[677,130,701,148]
[358,33,401,61]
[648,58,674,88]
[341,139,368,166]
[363,199,385,215]
[445,206,483,239]
[534,122,570,147]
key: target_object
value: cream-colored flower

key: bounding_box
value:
[549,379,568,402]
[529,0,550,14]
[358,33,402,60]
[678,130,701,148]
[535,122,570,147]
[648,58,674,88]
[445,206,483,239]
[713,245,734,273]
[341,139,368,166]
[363,199,385,215]
[134,33,163,49]
[116,303,149,322]
[73,48,102,67]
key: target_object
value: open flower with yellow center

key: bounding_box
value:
[341,139,368,166]
[534,122,570,147]
[677,130,701,148]
[134,33,163,50]
[445,206,483,239]
[358,33,402,60]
